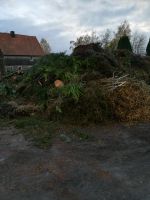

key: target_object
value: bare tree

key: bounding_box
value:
[100,29,113,50]
[109,20,131,50]
[131,32,146,55]
[115,20,131,38]
[70,20,147,55]
[40,38,51,54]
[70,31,100,50]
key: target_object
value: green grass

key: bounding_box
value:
[58,127,94,143]
[14,116,57,149]
[0,115,95,148]
[0,118,13,127]
[14,117,95,145]
[71,128,94,141]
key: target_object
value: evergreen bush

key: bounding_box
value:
[146,39,150,56]
[117,35,132,52]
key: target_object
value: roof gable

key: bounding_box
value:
[0,32,45,56]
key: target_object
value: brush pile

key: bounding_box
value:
[108,79,150,121]
[58,76,150,123]
[1,52,150,123]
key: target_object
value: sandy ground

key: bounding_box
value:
[0,123,150,200]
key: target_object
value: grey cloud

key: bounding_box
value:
[0,0,149,52]
[79,4,135,27]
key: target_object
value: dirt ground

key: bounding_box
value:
[0,122,150,200]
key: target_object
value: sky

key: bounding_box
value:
[0,0,150,53]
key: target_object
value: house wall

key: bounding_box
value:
[3,56,41,72]
[5,65,32,72]
[0,55,5,75]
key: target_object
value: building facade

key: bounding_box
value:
[0,31,45,73]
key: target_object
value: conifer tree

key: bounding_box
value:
[146,39,150,56]
[117,35,132,52]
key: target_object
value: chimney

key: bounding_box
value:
[10,31,15,37]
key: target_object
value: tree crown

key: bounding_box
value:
[117,35,132,52]
[146,39,150,56]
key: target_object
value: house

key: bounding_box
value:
[0,31,45,73]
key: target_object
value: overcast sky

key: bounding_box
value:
[0,0,149,53]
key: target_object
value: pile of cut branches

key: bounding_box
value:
[108,79,150,121]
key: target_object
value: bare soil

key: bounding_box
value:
[0,122,150,200]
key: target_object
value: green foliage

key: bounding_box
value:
[21,53,84,112]
[60,83,83,101]
[146,39,150,56]
[117,36,132,52]
[60,69,83,102]
[26,53,82,82]
[0,83,8,96]
[0,82,16,100]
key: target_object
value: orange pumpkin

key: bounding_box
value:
[54,80,64,88]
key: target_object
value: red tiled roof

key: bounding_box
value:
[0,32,45,56]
